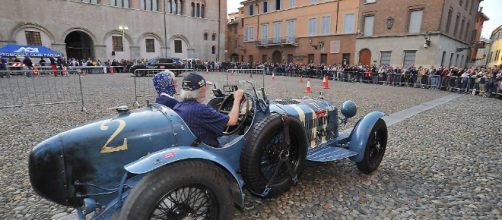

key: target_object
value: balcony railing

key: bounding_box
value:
[257,36,298,47]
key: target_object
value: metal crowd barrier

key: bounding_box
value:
[0,69,85,111]
[132,69,195,107]
[226,69,266,87]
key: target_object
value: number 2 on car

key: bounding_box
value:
[100,119,128,153]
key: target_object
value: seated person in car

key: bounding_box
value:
[174,73,244,147]
[153,70,178,108]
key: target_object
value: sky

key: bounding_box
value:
[227,0,502,39]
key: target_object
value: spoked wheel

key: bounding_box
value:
[120,160,233,220]
[241,113,307,198]
[356,119,388,174]
[150,185,218,219]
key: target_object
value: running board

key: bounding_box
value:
[306,145,358,162]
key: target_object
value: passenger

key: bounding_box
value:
[152,70,178,108]
[174,73,244,147]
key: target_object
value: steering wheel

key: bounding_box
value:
[218,93,251,135]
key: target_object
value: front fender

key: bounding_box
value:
[124,146,244,207]
[349,111,386,162]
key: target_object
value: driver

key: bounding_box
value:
[174,73,244,147]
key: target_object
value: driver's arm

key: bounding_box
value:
[227,89,245,126]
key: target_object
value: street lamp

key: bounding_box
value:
[119,26,128,51]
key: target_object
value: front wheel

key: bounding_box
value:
[356,118,388,174]
[120,160,234,220]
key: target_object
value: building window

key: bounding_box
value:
[145,39,155,52]
[459,18,465,39]
[441,51,446,66]
[174,39,182,53]
[321,16,331,35]
[273,22,281,43]
[25,31,42,45]
[191,2,195,16]
[310,0,317,4]
[287,20,295,42]
[308,54,314,64]
[111,0,129,8]
[245,27,254,41]
[459,0,463,7]
[141,0,158,11]
[196,3,200,17]
[263,1,268,13]
[320,53,327,64]
[275,0,281,10]
[289,0,296,8]
[249,4,254,16]
[262,24,269,43]
[449,53,454,67]
[364,15,374,36]
[112,36,123,51]
[211,46,215,54]
[465,0,469,11]
[365,0,376,3]
[204,33,208,40]
[403,50,416,67]
[249,55,254,63]
[465,23,471,42]
[308,18,317,36]
[343,13,355,33]
[380,51,391,66]
[201,4,205,18]
[453,13,460,37]
[445,9,452,34]
[212,33,216,41]
[408,10,423,33]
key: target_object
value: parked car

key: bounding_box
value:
[29,81,388,219]
[130,57,184,77]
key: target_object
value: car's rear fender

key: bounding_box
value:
[124,146,245,208]
[348,111,386,162]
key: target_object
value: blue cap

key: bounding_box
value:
[181,73,211,91]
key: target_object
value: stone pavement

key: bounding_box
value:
[0,73,499,219]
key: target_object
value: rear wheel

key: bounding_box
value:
[120,160,234,220]
[356,119,388,174]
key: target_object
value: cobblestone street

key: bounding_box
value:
[0,73,500,219]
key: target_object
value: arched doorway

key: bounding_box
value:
[272,50,282,64]
[359,48,371,66]
[65,31,94,60]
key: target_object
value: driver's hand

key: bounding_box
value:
[233,89,245,102]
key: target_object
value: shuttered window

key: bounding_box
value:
[364,16,374,36]
[321,16,331,35]
[409,10,423,33]
[308,18,317,36]
[380,51,391,66]
[403,50,417,67]
[343,13,355,33]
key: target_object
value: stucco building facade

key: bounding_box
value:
[355,0,483,68]
[0,0,226,62]
[237,0,359,65]
[487,24,502,67]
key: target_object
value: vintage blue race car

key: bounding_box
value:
[29,81,388,220]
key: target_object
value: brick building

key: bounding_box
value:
[226,12,243,62]
[0,0,226,61]
[355,0,483,68]
[236,0,359,65]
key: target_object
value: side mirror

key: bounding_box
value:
[341,100,357,118]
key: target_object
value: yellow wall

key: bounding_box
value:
[488,39,502,67]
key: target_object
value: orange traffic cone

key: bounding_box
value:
[305,79,312,93]
[272,72,276,80]
[299,75,304,83]
[323,75,330,89]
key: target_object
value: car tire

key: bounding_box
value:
[119,160,234,220]
[356,118,388,174]
[241,113,307,198]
